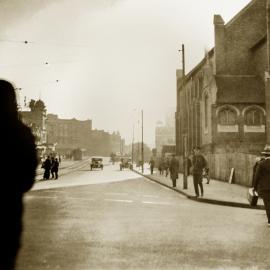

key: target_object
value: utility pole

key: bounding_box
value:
[141,109,144,173]
[131,124,134,166]
[137,120,140,165]
[179,44,188,189]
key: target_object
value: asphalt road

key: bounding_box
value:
[16,164,270,270]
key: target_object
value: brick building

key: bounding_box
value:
[46,114,92,154]
[46,114,124,157]
[176,0,270,185]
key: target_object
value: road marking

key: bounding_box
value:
[25,195,57,200]
[142,194,159,198]
[68,197,95,201]
[104,199,133,203]
[105,192,128,196]
[142,201,172,205]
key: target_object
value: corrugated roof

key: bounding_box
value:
[216,75,265,103]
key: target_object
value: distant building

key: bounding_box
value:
[46,114,124,157]
[46,114,92,154]
[155,111,175,154]
[176,0,270,185]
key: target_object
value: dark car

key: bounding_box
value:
[90,157,103,170]
[120,157,132,170]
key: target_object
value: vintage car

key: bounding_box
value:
[120,157,133,170]
[90,157,103,170]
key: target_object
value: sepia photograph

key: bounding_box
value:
[0,0,270,269]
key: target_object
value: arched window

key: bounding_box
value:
[218,108,237,125]
[245,109,264,126]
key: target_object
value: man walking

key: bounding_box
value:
[149,157,155,175]
[253,146,270,226]
[169,154,179,188]
[192,147,207,198]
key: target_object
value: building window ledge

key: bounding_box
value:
[217,124,238,132]
[244,125,265,133]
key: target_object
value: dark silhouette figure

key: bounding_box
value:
[51,157,55,179]
[164,157,170,177]
[42,156,51,180]
[52,158,59,179]
[192,147,207,197]
[149,157,155,175]
[253,146,270,226]
[0,80,38,270]
[169,154,179,187]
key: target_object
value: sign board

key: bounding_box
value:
[228,168,235,184]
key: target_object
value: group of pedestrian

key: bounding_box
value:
[42,155,59,180]
[157,156,170,177]
[153,147,209,196]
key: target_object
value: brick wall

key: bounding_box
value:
[219,0,266,75]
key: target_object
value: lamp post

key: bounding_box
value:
[178,43,187,189]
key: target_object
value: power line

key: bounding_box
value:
[0,39,34,44]
[0,38,91,48]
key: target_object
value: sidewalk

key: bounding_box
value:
[133,166,265,210]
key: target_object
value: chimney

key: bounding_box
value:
[213,14,226,74]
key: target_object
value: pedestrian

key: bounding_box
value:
[164,157,170,177]
[253,146,270,227]
[184,156,192,176]
[149,157,155,175]
[0,79,38,270]
[158,156,165,175]
[252,156,264,188]
[169,154,179,187]
[51,158,59,179]
[192,146,207,198]
[51,156,55,179]
[42,156,51,180]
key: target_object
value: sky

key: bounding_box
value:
[0,0,250,147]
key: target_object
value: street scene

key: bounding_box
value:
[1,0,270,269]
[18,163,270,269]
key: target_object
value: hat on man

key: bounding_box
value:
[261,145,270,156]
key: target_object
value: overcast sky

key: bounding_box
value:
[0,0,250,147]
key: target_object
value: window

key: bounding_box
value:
[218,109,236,125]
[245,109,263,126]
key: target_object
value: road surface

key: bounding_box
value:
[17,163,270,270]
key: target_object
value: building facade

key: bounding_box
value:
[176,0,270,185]
[46,114,123,157]
[46,114,92,154]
